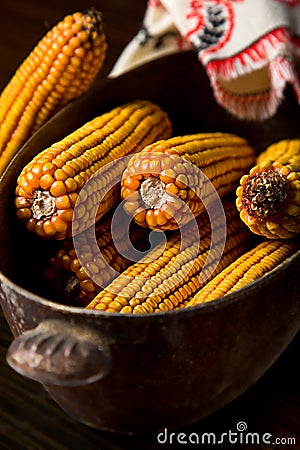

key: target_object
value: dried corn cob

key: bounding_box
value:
[257,138,300,166]
[0,8,107,174]
[187,239,298,306]
[236,141,300,239]
[121,133,255,231]
[44,213,150,306]
[15,100,172,239]
[86,202,253,314]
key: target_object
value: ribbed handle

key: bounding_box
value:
[6,319,112,386]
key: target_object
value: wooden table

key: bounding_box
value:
[0,1,299,448]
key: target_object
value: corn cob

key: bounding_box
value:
[44,213,150,306]
[15,100,172,240]
[86,202,253,314]
[0,8,107,175]
[236,140,300,239]
[256,138,300,166]
[187,239,298,306]
[121,133,255,231]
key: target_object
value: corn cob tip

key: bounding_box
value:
[241,168,289,219]
[121,133,256,231]
[81,8,105,38]
[0,8,107,175]
[84,7,103,22]
[139,176,170,209]
[236,158,300,239]
[30,190,56,220]
[15,100,172,239]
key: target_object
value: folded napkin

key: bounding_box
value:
[110,0,300,121]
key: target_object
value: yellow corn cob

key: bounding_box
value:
[236,140,300,239]
[0,9,107,175]
[44,212,150,306]
[86,202,253,314]
[257,138,300,166]
[121,133,255,231]
[15,100,172,240]
[187,239,298,306]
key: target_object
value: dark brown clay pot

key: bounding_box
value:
[0,52,299,434]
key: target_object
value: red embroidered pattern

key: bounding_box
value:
[185,1,234,55]
[275,0,300,6]
[209,53,300,120]
[147,0,163,9]
[205,27,295,79]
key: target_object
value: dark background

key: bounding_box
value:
[0,1,299,449]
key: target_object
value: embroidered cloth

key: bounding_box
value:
[110,0,300,121]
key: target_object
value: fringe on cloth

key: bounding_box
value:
[109,0,300,121]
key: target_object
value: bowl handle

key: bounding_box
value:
[6,319,112,386]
